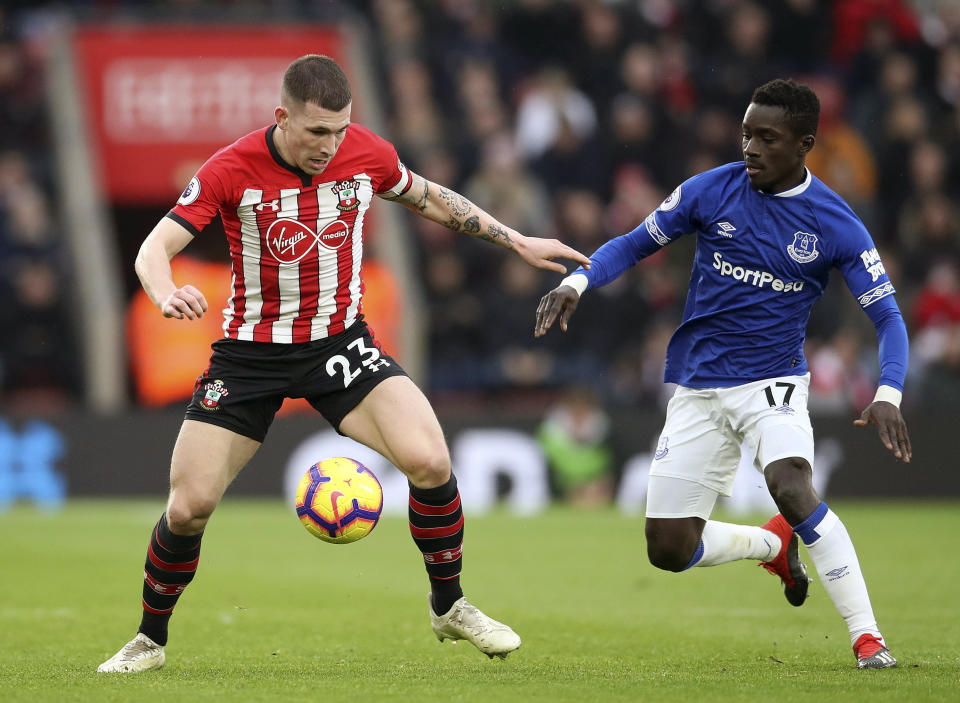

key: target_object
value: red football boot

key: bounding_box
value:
[758,513,810,606]
[854,633,897,669]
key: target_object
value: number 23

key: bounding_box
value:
[325,338,385,388]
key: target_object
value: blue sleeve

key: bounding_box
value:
[822,201,908,390]
[862,297,908,391]
[572,217,666,289]
[571,178,702,289]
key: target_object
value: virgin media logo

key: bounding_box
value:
[265,217,349,263]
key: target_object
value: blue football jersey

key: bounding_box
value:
[578,162,905,388]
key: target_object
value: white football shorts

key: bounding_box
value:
[645,373,814,519]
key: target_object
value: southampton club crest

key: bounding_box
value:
[332,179,360,211]
[201,379,229,410]
[787,231,820,264]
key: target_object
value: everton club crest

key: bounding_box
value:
[201,379,229,410]
[332,180,360,211]
[787,231,820,264]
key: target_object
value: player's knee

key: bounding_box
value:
[765,457,811,497]
[166,494,218,533]
[646,541,694,572]
[765,457,816,514]
[400,446,452,488]
[645,523,699,573]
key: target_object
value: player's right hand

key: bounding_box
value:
[535,284,579,337]
[161,285,208,320]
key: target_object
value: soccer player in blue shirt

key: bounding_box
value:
[535,79,909,669]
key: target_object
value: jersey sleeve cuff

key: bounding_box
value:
[873,385,902,407]
[560,273,589,297]
[165,210,201,237]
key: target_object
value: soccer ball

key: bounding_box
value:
[294,457,384,544]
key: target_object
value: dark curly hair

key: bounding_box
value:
[751,79,820,137]
[282,54,352,111]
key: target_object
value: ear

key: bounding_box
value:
[798,134,815,156]
[275,105,288,129]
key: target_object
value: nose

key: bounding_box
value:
[317,133,337,155]
[743,138,760,158]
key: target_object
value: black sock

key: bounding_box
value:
[408,475,464,615]
[137,512,202,646]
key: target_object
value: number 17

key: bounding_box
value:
[763,382,796,407]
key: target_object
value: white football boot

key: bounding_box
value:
[429,595,521,659]
[97,633,165,673]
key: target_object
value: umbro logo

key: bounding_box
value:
[825,566,850,581]
[717,221,736,237]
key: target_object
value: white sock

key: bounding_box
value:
[794,502,882,646]
[686,520,781,568]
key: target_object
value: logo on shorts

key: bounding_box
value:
[654,436,669,460]
[201,379,229,410]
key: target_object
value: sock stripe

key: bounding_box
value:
[793,501,830,545]
[144,570,189,596]
[422,541,464,565]
[409,494,461,516]
[147,541,200,572]
[409,514,464,539]
[141,599,176,615]
[430,571,462,581]
[154,526,201,554]
[680,539,705,571]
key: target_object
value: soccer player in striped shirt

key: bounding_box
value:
[536,79,908,669]
[97,54,590,673]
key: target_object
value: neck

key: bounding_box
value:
[272,126,294,167]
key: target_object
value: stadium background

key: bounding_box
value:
[2,0,959,513]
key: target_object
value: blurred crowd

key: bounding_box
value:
[362,0,960,416]
[2,0,960,420]
[0,5,77,413]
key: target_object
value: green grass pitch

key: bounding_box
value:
[1,499,957,702]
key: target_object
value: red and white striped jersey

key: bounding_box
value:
[167,123,411,343]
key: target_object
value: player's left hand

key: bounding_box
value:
[513,234,591,274]
[854,401,912,462]
[535,284,580,337]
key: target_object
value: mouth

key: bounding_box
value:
[309,157,329,171]
[745,162,762,177]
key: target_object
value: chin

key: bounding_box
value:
[747,175,773,192]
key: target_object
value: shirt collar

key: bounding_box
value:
[773,168,812,197]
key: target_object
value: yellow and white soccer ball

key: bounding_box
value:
[294,457,384,544]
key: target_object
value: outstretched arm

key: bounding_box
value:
[135,216,208,320]
[534,214,667,337]
[380,170,590,274]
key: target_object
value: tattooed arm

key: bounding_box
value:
[380,170,590,274]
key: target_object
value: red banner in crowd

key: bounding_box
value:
[74,26,346,203]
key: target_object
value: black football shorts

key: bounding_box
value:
[184,319,408,442]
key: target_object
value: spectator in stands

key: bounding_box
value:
[537,384,615,506]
